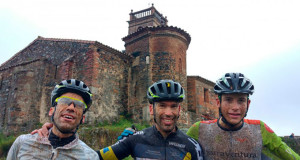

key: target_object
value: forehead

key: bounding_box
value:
[155,101,179,106]
[60,92,83,101]
[222,93,248,99]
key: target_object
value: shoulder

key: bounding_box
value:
[77,140,99,156]
[244,119,274,133]
[8,133,39,151]
[14,133,39,144]
[244,119,261,125]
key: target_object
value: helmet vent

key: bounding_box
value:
[83,84,87,88]
[150,87,156,94]
[75,80,80,86]
[242,81,249,89]
[167,85,171,94]
[67,79,71,84]
[157,83,163,93]
[250,85,254,91]
[180,88,183,94]
[227,78,233,88]
[238,78,243,89]
[174,84,178,93]
[220,81,230,89]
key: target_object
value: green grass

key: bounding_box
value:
[0,133,16,158]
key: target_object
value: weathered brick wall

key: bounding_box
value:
[124,31,151,122]
[0,59,54,134]
[82,45,130,124]
[187,76,218,125]
[0,38,131,134]
[123,26,191,126]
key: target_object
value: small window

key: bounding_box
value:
[204,88,209,102]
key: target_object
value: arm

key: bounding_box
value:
[186,121,201,141]
[188,137,204,160]
[30,122,53,137]
[260,121,300,160]
[98,134,135,160]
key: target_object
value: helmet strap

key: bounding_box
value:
[153,103,157,123]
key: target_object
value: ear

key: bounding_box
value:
[82,115,86,123]
[49,107,55,116]
[216,97,221,108]
[149,104,154,115]
[247,99,251,108]
[178,104,181,116]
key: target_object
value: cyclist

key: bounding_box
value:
[98,80,203,159]
[32,80,203,160]
[7,79,98,159]
[187,72,300,160]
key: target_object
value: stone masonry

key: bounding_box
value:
[0,5,218,134]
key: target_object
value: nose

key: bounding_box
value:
[66,102,76,111]
[231,100,240,110]
[164,107,173,116]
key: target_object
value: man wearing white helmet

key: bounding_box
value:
[7,79,98,160]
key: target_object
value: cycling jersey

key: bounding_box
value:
[187,119,300,160]
[7,132,98,160]
[99,125,203,160]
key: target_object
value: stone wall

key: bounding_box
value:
[0,59,53,134]
[0,37,131,134]
[123,26,192,126]
[187,76,218,124]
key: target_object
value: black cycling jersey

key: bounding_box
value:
[99,125,203,160]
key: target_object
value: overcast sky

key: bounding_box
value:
[1,0,300,136]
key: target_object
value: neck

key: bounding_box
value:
[218,117,243,130]
[52,126,74,138]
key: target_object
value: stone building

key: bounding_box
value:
[0,5,218,134]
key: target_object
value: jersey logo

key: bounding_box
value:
[236,138,247,143]
[264,123,274,133]
[103,147,109,153]
[183,152,191,160]
[169,141,185,148]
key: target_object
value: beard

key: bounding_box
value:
[52,111,80,134]
[155,114,179,133]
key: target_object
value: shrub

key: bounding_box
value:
[0,133,16,158]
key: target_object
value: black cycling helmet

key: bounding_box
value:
[51,79,92,113]
[147,80,185,104]
[214,72,254,95]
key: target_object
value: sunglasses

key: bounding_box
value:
[55,96,87,110]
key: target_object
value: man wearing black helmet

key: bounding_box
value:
[7,79,98,159]
[98,80,203,160]
[187,73,300,160]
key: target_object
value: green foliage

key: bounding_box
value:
[0,133,16,158]
[95,115,150,132]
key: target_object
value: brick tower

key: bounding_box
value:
[122,4,191,126]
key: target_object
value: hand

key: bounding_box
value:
[30,122,53,137]
[117,125,137,141]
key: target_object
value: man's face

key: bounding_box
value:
[150,101,180,135]
[49,92,85,134]
[217,93,250,126]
